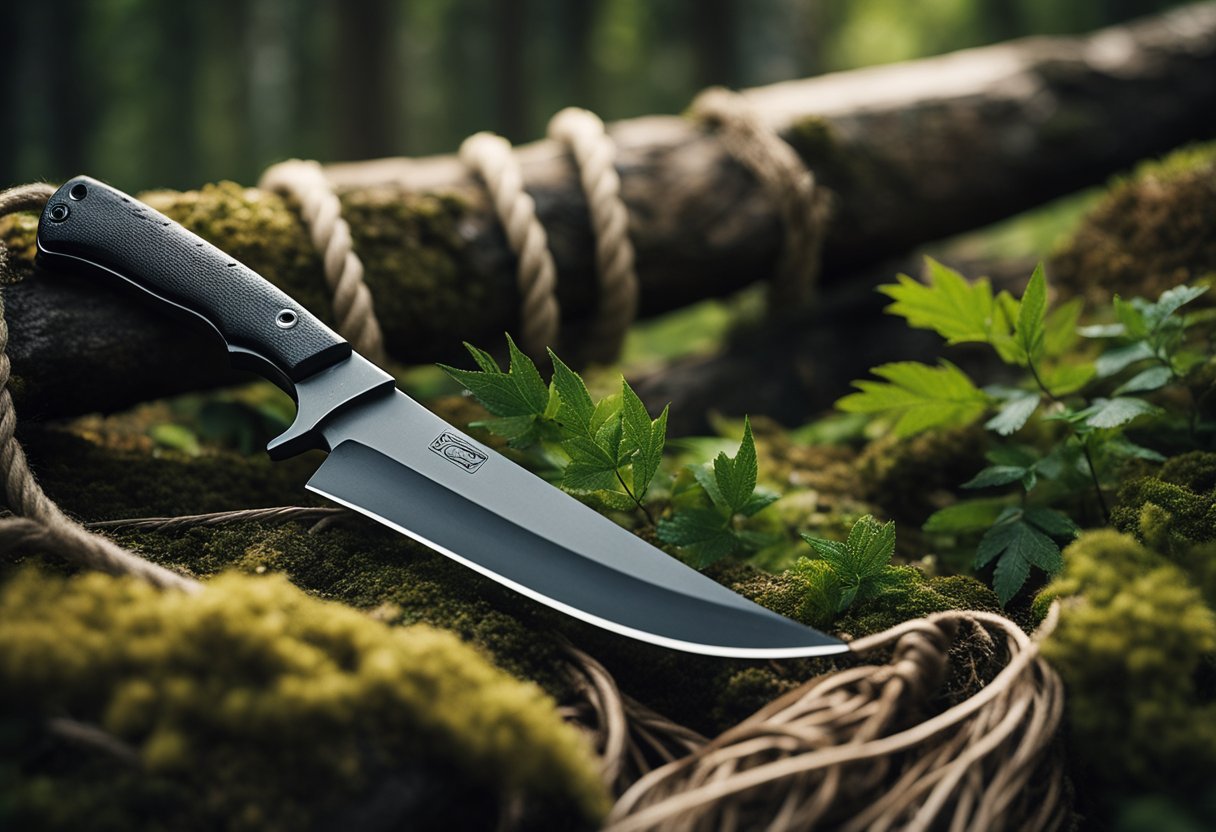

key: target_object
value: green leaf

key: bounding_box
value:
[739,489,779,517]
[713,417,758,513]
[1043,297,1083,358]
[837,361,989,437]
[984,393,1039,436]
[620,383,668,500]
[992,548,1032,606]
[923,498,1010,533]
[1151,284,1208,325]
[562,435,616,469]
[843,515,896,579]
[962,465,1029,489]
[1078,322,1126,339]
[1039,363,1095,396]
[561,461,618,493]
[800,534,850,571]
[691,463,728,512]
[1113,366,1172,395]
[658,510,739,567]
[1102,434,1166,463]
[506,335,550,413]
[976,517,1061,605]
[1083,397,1163,429]
[1095,342,1155,378]
[440,367,536,418]
[1023,507,1080,539]
[548,350,595,431]
[470,415,539,447]
[878,258,1002,346]
[1114,296,1148,339]
[594,414,625,466]
[1014,263,1047,365]
[464,342,502,373]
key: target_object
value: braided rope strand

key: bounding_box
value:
[259,159,386,364]
[459,132,561,358]
[0,184,199,593]
[692,87,830,312]
[548,108,639,364]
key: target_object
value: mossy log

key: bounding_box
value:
[3,3,1216,419]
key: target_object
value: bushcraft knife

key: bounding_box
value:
[36,176,846,659]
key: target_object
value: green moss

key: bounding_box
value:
[857,425,988,522]
[0,568,607,830]
[340,188,502,360]
[1037,530,1216,816]
[1050,141,1216,305]
[0,211,39,283]
[143,182,333,324]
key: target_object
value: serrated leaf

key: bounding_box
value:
[1023,507,1079,539]
[1151,284,1208,325]
[590,393,622,436]
[977,518,1061,604]
[801,535,850,571]
[620,381,652,452]
[683,532,744,568]
[440,366,537,418]
[1038,363,1095,396]
[561,460,618,493]
[464,341,502,373]
[1044,297,1083,358]
[739,489,779,517]
[837,360,989,437]
[1113,365,1172,395]
[658,508,727,546]
[714,417,757,513]
[634,405,668,500]
[1015,263,1047,365]
[844,515,896,579]
[1114,295,1148,339]
[692,463,727,512]
[594,413,625,465]
[471,415,538,447]
[506,334,549,413]
[992,550,1032,606]
[585,489,639,512]
[962,465,1028,489]
[1084,397,1163,429]
[985,393,1039,436]
[1095,342,1155,378]
[879,258,1001,346]
[562,435,616,469]
[548,350,594,430]
[923,498,1010,533]
[1102,434,1166,463]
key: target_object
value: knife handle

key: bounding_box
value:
[35,175,351,387]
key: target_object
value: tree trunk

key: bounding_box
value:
[3,3,1215,421]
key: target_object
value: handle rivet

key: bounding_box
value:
[69,183,88,200]
[48,204,70,222]
[275,309,298,330]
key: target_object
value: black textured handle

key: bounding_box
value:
[36,175,350,386]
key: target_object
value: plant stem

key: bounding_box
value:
[1077,435,1111,524]
[616,469,656,526]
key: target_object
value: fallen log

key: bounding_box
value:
[2,2,1215,420]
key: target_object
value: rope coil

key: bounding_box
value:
[692,87,831,312]
[259,159,387,365]
[459,132,562,358]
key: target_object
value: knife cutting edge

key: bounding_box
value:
[35,175,847,659]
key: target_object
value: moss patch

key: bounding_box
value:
[1050,141,1216,305]
[1037,531,1216,820]
[0,568,607,831]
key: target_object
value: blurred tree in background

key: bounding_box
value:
[2,0,1187,192]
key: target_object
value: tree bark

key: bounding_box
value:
[3,3,1215,421]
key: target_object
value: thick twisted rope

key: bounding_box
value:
[692,87,830,312]
[259,159,386,364]
[0,184,199,592]
[548,108,639,364]
[606,608,1065,832]
[459,132,561,358]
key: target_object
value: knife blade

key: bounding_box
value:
[35,175,847,658]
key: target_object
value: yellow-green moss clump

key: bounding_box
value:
[856,425,988,521]
[0,568,607,831]
[1050,141,1216,306]
[1037,531,1216,818]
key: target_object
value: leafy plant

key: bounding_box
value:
[440,337,668,520]
[838,258,1212,603]
[656,418,779,566]
[797,515,905,620]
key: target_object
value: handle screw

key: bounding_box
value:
[48,204,69,222]
[275,309,298,330]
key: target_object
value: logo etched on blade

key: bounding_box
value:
[429,431,488,473]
